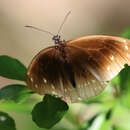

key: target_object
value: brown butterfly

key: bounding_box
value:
[25,12,130,103]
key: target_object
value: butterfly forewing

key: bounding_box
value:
[67,35,130,81]
[26,47,67,95]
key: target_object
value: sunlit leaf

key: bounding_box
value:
[0,84,32,103]
[0,101,33,113]
[0,55,27,81]
[100,120,111,130]
[32,94,69,129]
[120,91,130,108]
[0,111,16,130]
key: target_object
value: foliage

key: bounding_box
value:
[120,28,130,39]
[0,84,32,103]
[32,95,68,129]
[0,56,26,81]
[0,111,16,130]
[0,29,130,130]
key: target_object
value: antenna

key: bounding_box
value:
[25,11,71,37]
[57,11,71,35]
[24,25,55,36]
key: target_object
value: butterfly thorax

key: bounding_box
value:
[52,35,76,87]
[52,35,66,59]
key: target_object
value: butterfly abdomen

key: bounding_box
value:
[63,61,76,88]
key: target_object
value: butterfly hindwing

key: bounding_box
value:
[26,44,106,102]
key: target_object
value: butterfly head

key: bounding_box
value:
[52,35,65,45]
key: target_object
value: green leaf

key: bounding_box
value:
[0,84,32,103]
[0,111,16,130]
[0,55,27,81]
[119,64,130,92]
[120,91,130,108]
[32,94,69,129]
[121,28,130,39]
[100,120,111,130]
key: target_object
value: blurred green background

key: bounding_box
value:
[0,0,130,130]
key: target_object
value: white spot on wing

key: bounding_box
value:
[64,88,67,92]
[126,53,130,58]
[107,66,110,71]
[43,78,47,83]
[110,56,114,61]
[52,91,57,95]
[27,72,30,75]
[30,77,33,82]
[35,84,38,88]
[92,80,96,83]
[122,39,126,43]
[125,45,128,50]
[51,84,55,90]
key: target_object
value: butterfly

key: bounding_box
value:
[25,12,130,103]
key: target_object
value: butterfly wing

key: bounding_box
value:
[66,35,130,81]
[26,45,106,102]
[26,35,129,103]
[26,46,66,95]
